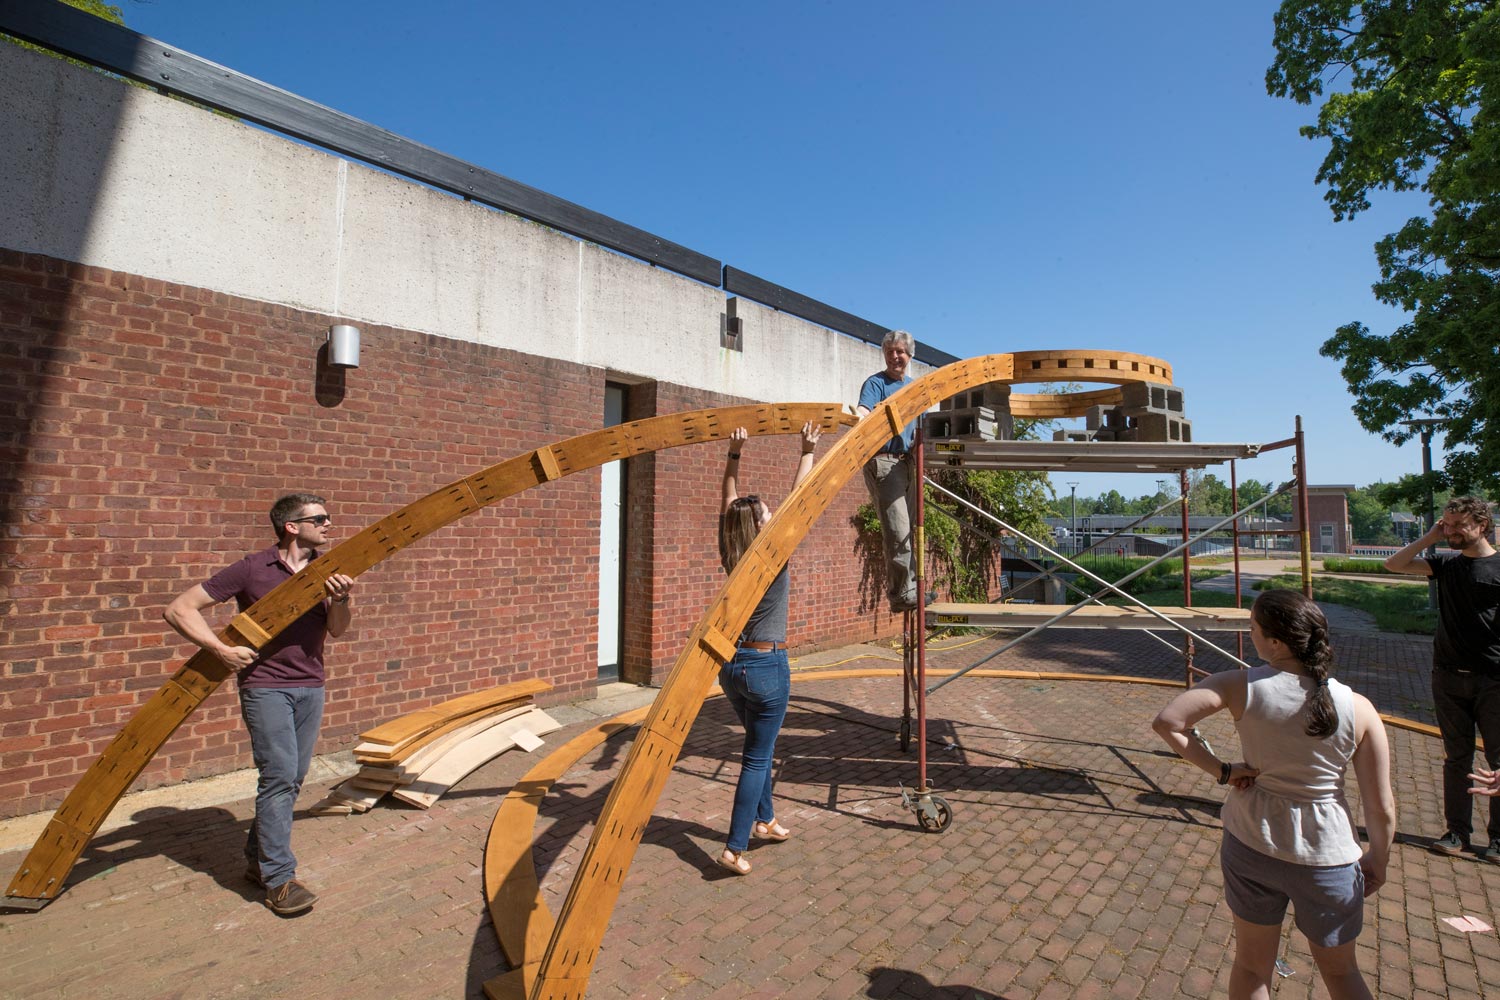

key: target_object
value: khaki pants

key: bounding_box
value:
[863,453,918,609]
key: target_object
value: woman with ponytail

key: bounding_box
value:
[1153,589,1395,1000]
[713,422,820,876]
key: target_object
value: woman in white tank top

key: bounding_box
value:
[1153,590,1396,1000]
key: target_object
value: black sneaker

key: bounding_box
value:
[265,879,317,915]
[1479,839,1500,865]
[1431,831,1468,856]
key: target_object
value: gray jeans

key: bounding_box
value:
[240,686,325,889]
[863,453,918,608]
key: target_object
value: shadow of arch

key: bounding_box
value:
[4,402,854,907]
[482,665,1187,993]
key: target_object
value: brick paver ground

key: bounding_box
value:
[2,623,1495,999]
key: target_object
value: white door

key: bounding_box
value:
[596,385,626,679]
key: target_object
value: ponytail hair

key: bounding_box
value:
[1250,589,1338,738]
[719,497,764,574]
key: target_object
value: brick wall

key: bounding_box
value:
[0,249,904,818]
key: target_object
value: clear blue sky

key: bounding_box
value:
[118,0,1441,507]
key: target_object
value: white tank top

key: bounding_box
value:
[1220,666,1362,866]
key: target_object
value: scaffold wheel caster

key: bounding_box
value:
[915,794,952,833]
[899,718,911,752]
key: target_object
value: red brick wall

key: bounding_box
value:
[0,249,903,818]
[1303,493,1351,553]
[618,382,903,685]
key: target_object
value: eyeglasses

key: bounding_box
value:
[288,513,332,526]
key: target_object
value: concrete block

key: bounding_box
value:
[1134,413,1193,442]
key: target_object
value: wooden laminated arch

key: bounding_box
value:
[520,350,1173,999]
[3,402,858,907]
[5,348,1175,965]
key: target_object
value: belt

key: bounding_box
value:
[738,640,787,651]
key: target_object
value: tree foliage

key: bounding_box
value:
[1267,1,1500,497]
[1347,483,1400,543]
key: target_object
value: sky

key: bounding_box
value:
[115,0,1443,505]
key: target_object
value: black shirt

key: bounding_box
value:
[1431,551,1500,673]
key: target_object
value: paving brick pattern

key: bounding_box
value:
[2,625,1497,999]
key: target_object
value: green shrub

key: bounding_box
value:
[1321,558,1391,575]
[1253,574,1436,634]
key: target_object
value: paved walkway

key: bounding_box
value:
[1,622,1493,999]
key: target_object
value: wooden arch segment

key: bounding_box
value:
[998,349,1174,420]
[4,402,856,908]
[526,353,1023,999]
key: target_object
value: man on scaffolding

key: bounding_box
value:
[856,329,922,613]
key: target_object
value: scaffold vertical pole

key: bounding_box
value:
[1180,468,1196,684]
[1230,458,1244,663]
[1295,415,1312,597]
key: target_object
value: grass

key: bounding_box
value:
[1063,555,1226,595]
[1321,557,1394,575]
[1111,588,1242,609]
[1254,574,1437,634]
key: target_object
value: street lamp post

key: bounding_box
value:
[1401,418,1446,611]
[1067,482,1078,557]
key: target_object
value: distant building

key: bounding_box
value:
[1295,486,1354,553]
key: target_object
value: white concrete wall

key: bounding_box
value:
[0,43,930,403]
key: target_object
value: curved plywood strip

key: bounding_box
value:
[356,679,552,757]
[484,666,1190,998]
[4,402,855,907]
[527,354,1037,997]
[482,705,652,999]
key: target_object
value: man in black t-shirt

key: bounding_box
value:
[1386,496,1500,860]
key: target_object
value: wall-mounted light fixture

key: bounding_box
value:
[328,324,361,368]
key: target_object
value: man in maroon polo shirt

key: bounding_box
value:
[165,493,354,915]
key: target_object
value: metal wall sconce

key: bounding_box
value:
[328,324,361,368]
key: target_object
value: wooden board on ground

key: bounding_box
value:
[392,708,561,809]
[355,679,552,757]
[926,602,1252,631]
[367,705,540,778]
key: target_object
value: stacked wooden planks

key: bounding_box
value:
[313,678,560,814]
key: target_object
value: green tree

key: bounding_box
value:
[1187,472,1232,516]
[1096,489,1128,515]
[1267,1,1500,496]
[1347,483,1398,543]
[924,467,1053,603]
[1373,472,1450,522]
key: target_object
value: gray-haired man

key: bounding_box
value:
[856,330,920,613]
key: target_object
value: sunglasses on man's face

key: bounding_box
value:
[288,514,332,526]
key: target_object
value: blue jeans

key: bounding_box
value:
[720,648,791,853]
[240,686,325,889]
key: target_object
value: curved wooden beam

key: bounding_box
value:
[527,354,1036,998]
[482,665,1189,998]
[4,402,855,908]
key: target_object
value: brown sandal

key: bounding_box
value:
[716,849,751,875]
[752,819,791,842]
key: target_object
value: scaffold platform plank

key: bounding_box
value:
[926,602,1252,631]
[925,440,1262,473]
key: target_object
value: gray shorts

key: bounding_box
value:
[1220,831,1365,947]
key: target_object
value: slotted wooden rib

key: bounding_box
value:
[4,402,856,906]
